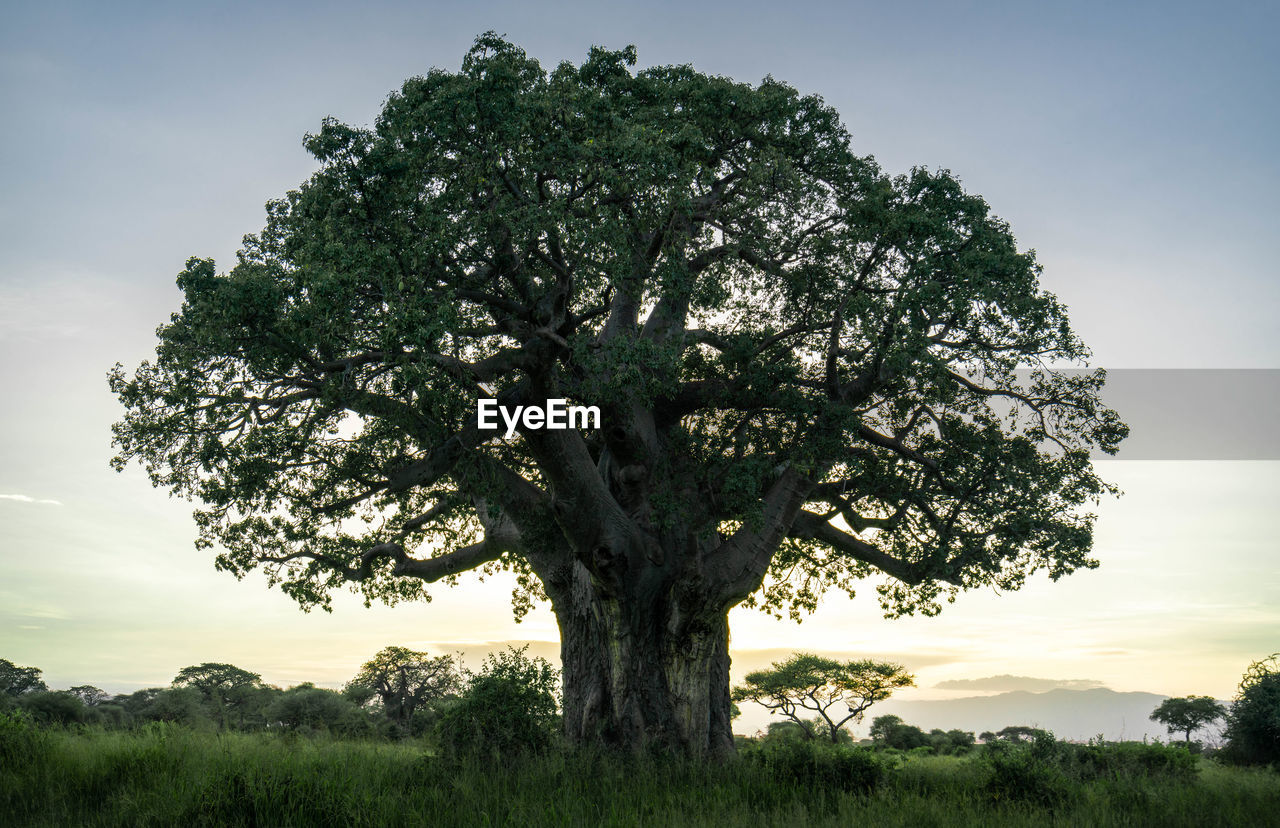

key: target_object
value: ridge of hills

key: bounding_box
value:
[874,687,1220,743]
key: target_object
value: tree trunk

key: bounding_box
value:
[553,560,735,759]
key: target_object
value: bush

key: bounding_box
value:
[1221,653,1280,766]
[1068,739,1198,782]
[760,718,852,744]
[0,709,47,766]
[264,684,372,737]
[983,735,1071,808]
[746,738,888,794]
[144,686,214,729]
[17,691,88,725]
[434,646,560,758]
[981,731,1198,807]
[869,714,930,751]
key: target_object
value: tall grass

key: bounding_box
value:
[1,715,1276,827]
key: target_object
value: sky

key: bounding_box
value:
[1,1,1277,736]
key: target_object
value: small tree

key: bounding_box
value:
[988,726,1049,747]
[346,646,462,731]
[869,714,928,750]
[1221,653,1280,765]
[733,653,913,743]
[1149,695,1226,744]
[929,728,976,755]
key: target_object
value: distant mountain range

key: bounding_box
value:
[874,687,1223,743]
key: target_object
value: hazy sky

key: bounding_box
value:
[1,1,1276,734]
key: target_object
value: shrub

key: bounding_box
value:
[17,691,88,725]
[760,718,852,744]
[981,731,1198,807]
[264,684,372,737]
[982,735,1071,808]
[434,646,560,758]
[928,728,976,756]
[869,714,929,751]
[0,709,47,766]
[144,686,215,729]
[1068,739,1198,782]
[1221,653,1280,766]
[746,738,888,794]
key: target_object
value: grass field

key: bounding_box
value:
[2,720,1277,827]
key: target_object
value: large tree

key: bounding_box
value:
[111,34,1126,758]
[346,646,462,729]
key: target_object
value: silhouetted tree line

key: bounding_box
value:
[869,714,977,755]
[4,651,1276,766]
[0,646,558,753]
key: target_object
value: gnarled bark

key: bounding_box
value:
[555,559,734,759]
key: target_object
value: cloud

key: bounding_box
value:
[934,675,1107,693]
[0,493,63,505]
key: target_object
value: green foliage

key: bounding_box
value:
[113,688,166,721]
[346,646,462,733]
[17,692,89,726]
[67,686,111,707]
[982,734,1072,808]
[172,663,273,731]
[734,653,913,742]
[981,731,1197,808]
[868,715,975,755]
[2,725,1277,826]
[0,658,47,697]
[144,687,215,729]
[1150,695,1226,743]
[109,32,1126,634]
[870,714,928,751]
[1222,653,1280,766]
[746,738,889,795]
[434,646,560,758]
[263,684,372,737]
[0,709,46,766]
[929,728,976,756]
[982,725,1051,744]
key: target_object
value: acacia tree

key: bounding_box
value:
[1149,695,1226,744]
[172,663,271,730]
[110,35,1126,757]
[345,646,462,729]
[733,653,913,742]
[67,685,111,707]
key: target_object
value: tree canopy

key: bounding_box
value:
[345,646,462,730]
[0,659,47,699]
[1148,695,1225,744]
[172,663,270,730]
[110,33,1126,756]
[733,653,913,742]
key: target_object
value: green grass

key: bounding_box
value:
[2,722,1277,827]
